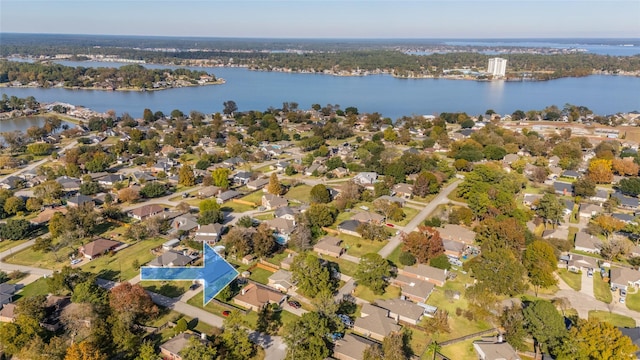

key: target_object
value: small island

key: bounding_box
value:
[0,60,224,91]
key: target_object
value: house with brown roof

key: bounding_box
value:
[437,224,476,244]
[233,283,286,312]
[160,333,211,360]
[392,183,414,199]
[375,299,425,325]
[198,186,221,199]
[397,264,447,287]
[128,204,165,221]
[333,333,377,360]
[247,177,270,191]
[30,207,68,225]
[313,236,345,258]
[391,274,435,303]
[574,231,602,254]
[353,303,401,342]
[262,194,288,210]
[263,218,296,238]
[351,211,385,224]
[566,254,599,272]
[79,238,122,260]
[0,303,17,323]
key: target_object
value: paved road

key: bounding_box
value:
[377,180,461,258]
[0,140,78,184]
[0,239,54,276]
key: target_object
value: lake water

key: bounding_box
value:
[0,116,75,133]
[0,63,639,123]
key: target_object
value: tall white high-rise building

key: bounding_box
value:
[487,57,507,77]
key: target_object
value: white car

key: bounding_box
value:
[70,259,82,265]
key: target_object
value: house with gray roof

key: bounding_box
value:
[160,333,210,360]
[274,206,298,221]
[578,203,603,219]
[268,269,295,292]
[66,194,94,208]
[375,299,425,325]
[338,220,362,237]
[333,334,377,360]
[147,250,195,267]
[170,214,199,234]
[233,171,252,185]
[313,236,345,258]
[194,223,225,243]
[262,194,288,210]
[351,211,385,224]
[217,190,242,204]
[353,303,401,342]
[590,189,610,204]
[375,195,406,207]
[612,192,639,210]
[553,181,574,196]
[391,274,435,303]
[473,339,521,360]
[392,183,414,199]
[610,267,640,291]
[247,177,269,190]
[574,231,602,253]
[353,172,378,186]
[198,186,221,198]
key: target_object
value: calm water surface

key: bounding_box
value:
[1,63,639,123]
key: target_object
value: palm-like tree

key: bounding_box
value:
[427,341,441,360]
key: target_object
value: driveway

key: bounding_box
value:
[581,270,595,298]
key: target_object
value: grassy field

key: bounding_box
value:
[353,284,401,303]
[439,338,479,360]
[394,206,419,227]
[589,310,636,328]
[404,327,431,358]
[557,269,582,291]
[0,239,27,253]
[387,244,404,268]
[142,281,192,298]
[240,191,264,206]
[320,255,358,277]
[13,277,49,301]
[4,238,72,271]
[593,272,613,304]
[249,267,275,285]
[221,202,256,213]
[341,234,386,258]
[84,237,166,281]
[284,185,312,204]
[625,291,640,312]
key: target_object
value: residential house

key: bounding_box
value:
[169,214,199,234]
[160,333,211,360]
[338,220,362,237]
[612,192,639,210]
[578,203,603,219]
[574,231,602,253]
[502,153,519,166]
[437,224,476,245]
[392,183,414,199]
[56,177,81,192]
[247,177,269,191]
[375,195,406,207]
[66,194,94,208]
[79,238,122,260]
[233,283,286,312]
[473,339,521,360]
[131,171,156,183]
[0,284,18,307]
[590,189,610,204]
[333,334,377,360]
[268,270,295,292]
[391,274,435,303]
[234,171,252,185]
[351,211,385,224]
[262,194,288,210]
[151,160,173,173]
[274,161,290,172]
[548,166,563,180]
[523,194,543,208]
[0,303,17,323]
[375,299,424,326]
[0,176,22,190]
[30,207,68,225]
[549,155,560,167]
[353,303,401,342]
[274,206,298,221]
[129,204,165,220]
[242,254,256,265]
[223,157,245,168]
[97,174,124,187]
[442,239,466,260]
[610,267,640,291]
[41,295,72,332]
[194,223,225,243]
[198,186,221,198]
[564,199,575,215]
[613,213,636,224]
[217,190,242,204]
[542,227,569,241]
[280,253,295,270]
[565,254,599,272]
[305,163,326,176]
[263,218,296,238]
[147,250,195,267]
[398,264,447,287]
[313,236,345,258]
[353,172,377,186]
[562,170,580,179]
[332,167,350,178]
[553,182,574,196]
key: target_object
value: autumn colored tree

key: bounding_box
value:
[178,164,196,187]
[588,158,613,184]
[109,282,158,325]
[211,168,231,189]
[64,341,107,360]
[267,172,282,195]
[118,187,140,203]
[402,226,444,263]
[556,318,638,360]
[612,157,639,176]
[253,223,276,258]
[524,241,558,296]
[475,217,526,254]
[593,214,625,240]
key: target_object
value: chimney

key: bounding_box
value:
[201,332,207,340]
[241,288,246,295]
[497,334,503,343]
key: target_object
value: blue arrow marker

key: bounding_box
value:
[140,242,238,305]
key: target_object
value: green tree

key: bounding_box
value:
[178,164,196,187]
[429,254,452,270]
[524,241,558,296]
[135,341,160,360]
[284,312,331,360]
[223,100,238,116]
[524,300,567,356]
[382,332,410,360]
[310,184,331,203]
[211,168,231,189]
[291,253,336,298]
[3,196,25,215]
[618,177,640,196]
[0,218,30,240]
[470,248,527,296]
[174,318,188,334]
[556,318,638,360]
[140,182,167,198]
[221,311,254,360]
[536,193,565,227]
[574,177,596,197]
[355,253,391,294]
[500,305,528,351]
[180,336,217,360]
[483,145,507,160]
[306,203,337,229]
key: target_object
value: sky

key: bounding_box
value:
[0,0,639,39]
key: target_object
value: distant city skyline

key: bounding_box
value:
[1,1,639,39]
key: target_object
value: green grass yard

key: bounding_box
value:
[142,281,192,298]
[625,291,640,312]
[0,239,27,253]
[240,191,265,206]
[249,267,275,285]
[593,272,613,304]
[84,237,166,281]
[4,238,73,271]
[284,185,312,204]
[589,311,636,328]
[340,233,386,258]
[13,277,49,301]
[557,269,582,291]
[353,284,401,303]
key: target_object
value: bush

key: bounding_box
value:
[424,217,442,227]
[429,254,452,270]
[399,251,416,266]
[174,318,188,334]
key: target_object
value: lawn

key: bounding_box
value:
[403,327,431,357]
[340,234,386,258]
[13,277,49,301]
[568,226,579,242]
[321,255,359,277]
[254,213,274,221]
[593,272,613,304]
[240,191,265,205]
[249,267,275,285]
[625,291,640,312]
[84,237,166,281]
[4,238,72,271]
[589,310,636,328]
[0,239,27,253]
[394,206,420,227]
[557,269,582,291]
[142,281,192,298]
[386,244,404,268]
[221,202,255,213]
[264,251,290,267]
[284,185,312,204]
[439,338,479,360]
[353,284,401,303]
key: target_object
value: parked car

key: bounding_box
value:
[70,259,82,265]
[587,269,593,278]
[222,310,231,317]
[621,296,626,304]
[338,314,353,327]
[621,288,627,297]
[288,300,301,309]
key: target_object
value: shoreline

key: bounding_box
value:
[0,79,225,92]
